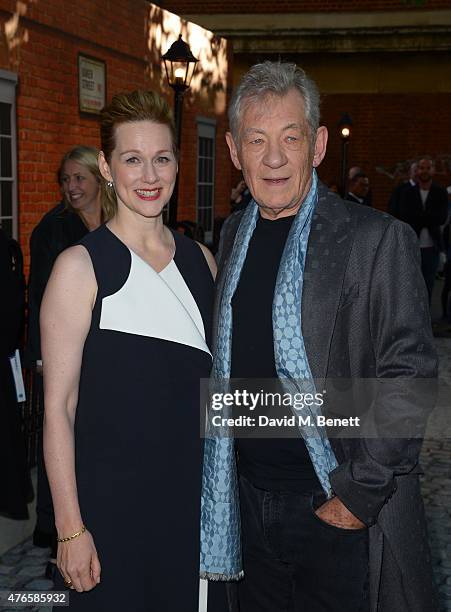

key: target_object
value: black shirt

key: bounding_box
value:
[231,214,320,492]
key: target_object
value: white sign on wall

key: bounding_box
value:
[78,54,106,115]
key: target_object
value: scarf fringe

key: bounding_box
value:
[200,571,244,582]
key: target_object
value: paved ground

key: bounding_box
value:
[0,341,450,611]
[0,541,52,611]
[421,338,451,611]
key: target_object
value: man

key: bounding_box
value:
[230,178,252,212]
[398,157,448,301]
[441,186,451,321]
[387,161,418,218]
[0,228,29,521]
[348,165,362,179]
[200,62,438,611]
[346,171,371,206]
[348,166,372,206]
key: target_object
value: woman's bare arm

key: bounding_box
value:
[41,245,99,591]
[197,242,217,280]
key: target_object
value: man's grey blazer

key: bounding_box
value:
[214,182,439,612]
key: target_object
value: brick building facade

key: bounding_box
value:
[0,0,450,264]
[0,0,232,268]
[160,0,451,210]
[161,0,451,11]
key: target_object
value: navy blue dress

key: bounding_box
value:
[55,224,214,611]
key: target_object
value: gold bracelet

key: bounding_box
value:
[57,525,86,543]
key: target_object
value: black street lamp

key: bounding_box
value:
[338,112,353,198]
[162,34,198,227]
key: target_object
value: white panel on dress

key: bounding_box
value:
[99,250,211,356]
[199,578,208,612]
[159,260,206,340]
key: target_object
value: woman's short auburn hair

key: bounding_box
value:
[100,90,177,162]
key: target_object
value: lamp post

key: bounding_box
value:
[162,34,198,227]
[338,112,352,198]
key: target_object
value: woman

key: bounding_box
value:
[41,91,216,610]
[27,146,103,570]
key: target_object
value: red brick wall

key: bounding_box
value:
[1,0,148,59]
[159,0,451,13]
[13,29,149,258]
[318,92,451,210]
[0,1,231,270]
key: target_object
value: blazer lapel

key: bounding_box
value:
[302,185,356,380]
[424,182,436,210]
[414,184,424,210]
[214,189,356,380]
[212,211,244,353]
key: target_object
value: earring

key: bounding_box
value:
[107,181,113,188]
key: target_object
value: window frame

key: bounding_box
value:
[0,70,18,240]
[196,117,216,244]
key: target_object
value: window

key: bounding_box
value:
[196,118,216,243]
[0,71,18,239]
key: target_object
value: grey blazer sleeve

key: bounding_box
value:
[329,220,438,525]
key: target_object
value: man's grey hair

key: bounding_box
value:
[228,61,320,144]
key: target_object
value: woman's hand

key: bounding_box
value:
[57,529,101,592]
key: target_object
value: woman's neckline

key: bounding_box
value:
[103,224,176,274]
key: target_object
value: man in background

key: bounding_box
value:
[346,171,371,206]
[348,166,372,206]
[0,228,29,521]
[441,186,451,321]
[388,161,418,218]
[398,158,448,301]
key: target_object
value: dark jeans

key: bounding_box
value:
[234,476,369,612]
[421,247,439,304]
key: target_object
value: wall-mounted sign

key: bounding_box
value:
[78,54,106,115]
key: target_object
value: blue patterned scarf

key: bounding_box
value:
[200,170,338,580]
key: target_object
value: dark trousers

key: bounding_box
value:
[442,260,451,320]
[420,247,439,303]
[234,476,369,612]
